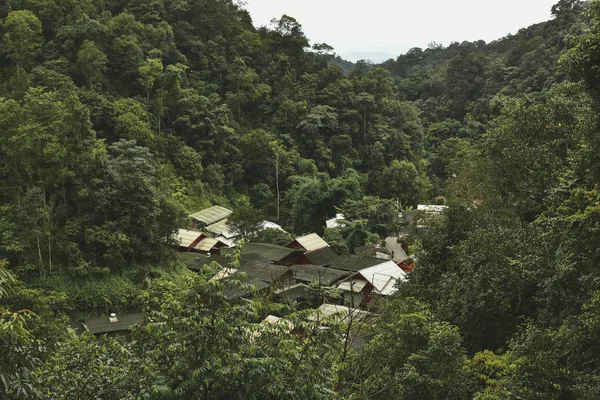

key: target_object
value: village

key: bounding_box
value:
[78,204,447,343]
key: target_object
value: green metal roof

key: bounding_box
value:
[190,206,232,225]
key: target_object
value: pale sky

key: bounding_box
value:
[242,0,560,62]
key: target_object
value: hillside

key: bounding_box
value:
[3,0,600,398]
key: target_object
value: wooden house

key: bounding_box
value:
[337,261,407,308]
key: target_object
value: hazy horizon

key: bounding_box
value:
[243,0,560,62]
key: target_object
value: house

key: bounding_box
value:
[175,229,207,251]
[337,261,407,307]
[193,237,229,255]
[290,264,350,287]
[329,253,390,273]
[83,313,145,336]
[286,233,329,252]
[190,206,232,228]
[223,243,303,265]
[297,246,339,266]
[238,260,295,289]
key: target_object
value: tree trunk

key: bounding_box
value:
[276,161,280,221]
[37,235,43,277]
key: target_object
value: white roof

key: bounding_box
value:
[417,204,448,214]
[258,220,285,232]
[326,213,345,229]
[176,229,204,248]
[338,279,368,293]
[215,235,237,248]
[292,233,329,252]
[309,304,373,322]
[358,261,407,296]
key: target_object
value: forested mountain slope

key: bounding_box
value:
[3,0,600,398]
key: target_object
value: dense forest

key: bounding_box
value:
[2,0,600,398]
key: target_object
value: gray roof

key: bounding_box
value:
[190,206,232,225]
[84,313,145,335]
[177,252,230,271]
[304,247,339,266]
[238,260,290,283]
[273,283,308,301]
[290,264,351,286]
[329,253,390,272]
[384,236,408,263]
[222,275,270,299]
[239,243,303,263]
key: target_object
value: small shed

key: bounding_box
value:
[286,233,329,252]
[190,206,232,227]
[84,313,145,336]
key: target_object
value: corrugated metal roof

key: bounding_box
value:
[190,206,232,225]
[206,219,238,238]
[290,264,350,286]
[215,235,237,247]
[417,204,448,214]
[240,243,302,262]
[177,252,230,271]
[308,304,373,322]
[85,313,145,334]
[272,283,308,300]
[238,260,290,283]
[176,229,205,248]
[290,233,329,252]
[326,213,345,229]
[210,267,238,281]
[259,220,285,231]
[358,261,406,295]
[338,279,368,293]
[305,247,339,266]
[384,236,408,263]
[329,254,389,272]
[222,275,270,299]
[194,237,221,252]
